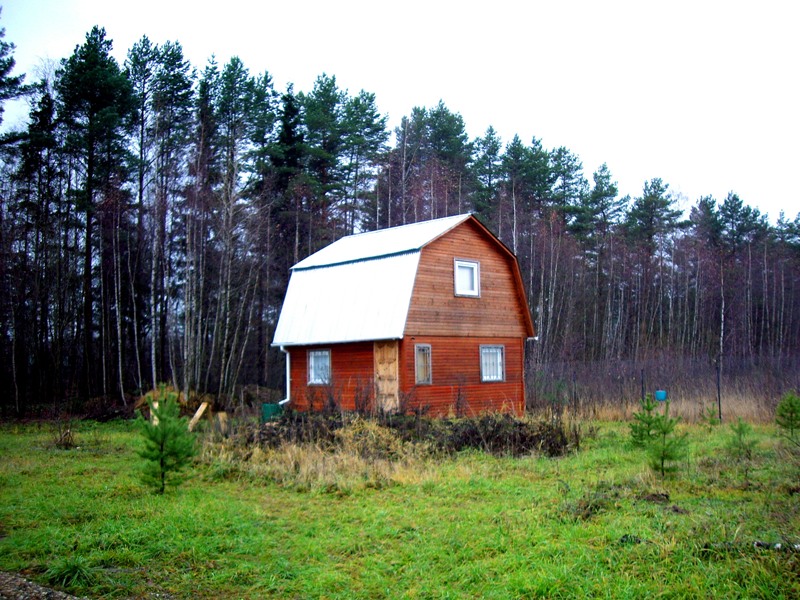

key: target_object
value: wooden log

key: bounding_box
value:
[188,401,209,431]
[215,412,229,436]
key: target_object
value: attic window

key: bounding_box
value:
[308,349,331,385]
[454,259,480,297]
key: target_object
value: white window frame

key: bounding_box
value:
[480,345,505,382]
[415,344,432,385]
[307,349,331,385]
[454,259,480,297]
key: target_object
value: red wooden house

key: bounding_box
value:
[272,214,535,416]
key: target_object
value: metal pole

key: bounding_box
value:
[716,356,722,422]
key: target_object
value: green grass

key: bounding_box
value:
[0,419,798,598]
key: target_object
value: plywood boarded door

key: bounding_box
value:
[374,340,399,412]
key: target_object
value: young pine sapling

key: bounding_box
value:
[138,386,197,494]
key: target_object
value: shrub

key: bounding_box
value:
[444,413,570,457]
[50,419,76,449]
[138,385,197,494]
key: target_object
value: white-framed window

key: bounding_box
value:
[308,349,331,385]
[480,345,505,382]
[415,344,432,385]
[454,259,480,297]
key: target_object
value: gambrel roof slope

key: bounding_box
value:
[272,214,531,346]
[291,213,471,270]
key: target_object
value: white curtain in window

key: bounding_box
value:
[480,346,504,381]
[308,350,331,384]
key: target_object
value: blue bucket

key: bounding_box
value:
[654,390,668,402]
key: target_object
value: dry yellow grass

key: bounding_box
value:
[566,389,777,423]
[199,421,440,492]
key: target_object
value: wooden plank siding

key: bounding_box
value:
[405,218,533,339]
[284,217,533,416]
[399,336,525,416]
[288,342,375,411]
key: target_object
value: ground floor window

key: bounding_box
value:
[308,349,331,385]
[480,345,505,382]
[415,344,432,384]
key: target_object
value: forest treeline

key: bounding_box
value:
[1,25,799,414]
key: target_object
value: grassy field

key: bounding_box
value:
[0,416,798,599]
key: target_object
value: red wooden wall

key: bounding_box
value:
[287,342,374,411]
[398,336,525,416]
[285,218,533,416]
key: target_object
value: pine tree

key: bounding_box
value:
[647,401,688,478]
[776,390,800,448]
[624,178,682,256]
[629,393,659,447]
[56,26,135,397]
[137,386,196,494]
[0,9,26,126]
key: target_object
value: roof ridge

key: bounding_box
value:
[337,212,472,243]
[292,248,420,271]
[292,213,473,270]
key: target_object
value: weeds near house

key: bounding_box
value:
[201,412,576,492]
[334,417,414,461]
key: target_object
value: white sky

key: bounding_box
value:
[3,0,798,221]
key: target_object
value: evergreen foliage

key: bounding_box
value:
[726,417,757,462]
[0,9,26,126]
[137,386,196,494]
[701,404,720,432]
[629,394,659,447]
[775,390,800,447]
[1,18,800,414]
[646,401,688,478]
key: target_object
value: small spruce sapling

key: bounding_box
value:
[138,386,196,494]
[727,417,757,462]
[629,394,659,447]
[702,404,720,432]
[647,400,688,478]
[727,417,757,482]
[775,390,800,448]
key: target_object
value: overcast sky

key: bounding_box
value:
[4,0,798,222]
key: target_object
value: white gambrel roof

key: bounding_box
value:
[273,214,472,346]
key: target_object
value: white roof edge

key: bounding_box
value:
[271,335,403,348]
[292,248,418,272]
[292,213,472,270]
